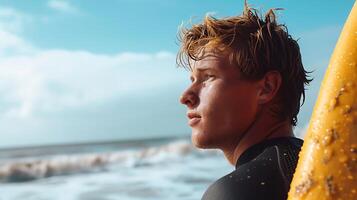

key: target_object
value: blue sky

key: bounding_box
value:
[0,0,355,148]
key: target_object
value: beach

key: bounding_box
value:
[0,137,232,200]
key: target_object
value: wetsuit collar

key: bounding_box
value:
[235,137,303,169]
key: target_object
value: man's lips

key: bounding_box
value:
[188,117,201,126]
[187,112,202,126]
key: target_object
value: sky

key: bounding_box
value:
[0,0,355,148]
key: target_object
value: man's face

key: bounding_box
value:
[180,53,261,149]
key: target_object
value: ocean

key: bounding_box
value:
[0,137,232,200]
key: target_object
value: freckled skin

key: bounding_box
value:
[180,53,260,151]
[180,50,294,166]
[179,52,301,200]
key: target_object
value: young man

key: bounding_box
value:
[178,4,311,200]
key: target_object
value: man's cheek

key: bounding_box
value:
[201,83,218,96]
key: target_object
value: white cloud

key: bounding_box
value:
[0,6,186,119]
[0,48,184,118]
[0,6,190,148]
[48,0,78,13]
[0,7,36,57]
[0,7,31,33]
[0,30,37,57]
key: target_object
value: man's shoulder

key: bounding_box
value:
[202,140,302,200]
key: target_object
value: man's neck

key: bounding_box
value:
[222,116,294,166]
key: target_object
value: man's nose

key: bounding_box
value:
[179,87,199,109]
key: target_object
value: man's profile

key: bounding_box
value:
[177,2,311,200]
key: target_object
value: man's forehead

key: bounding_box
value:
[189,54,228,71]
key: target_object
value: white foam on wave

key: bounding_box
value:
[0,139,218,182]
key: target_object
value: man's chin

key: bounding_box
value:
[191,132,215,149]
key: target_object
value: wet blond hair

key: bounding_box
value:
[177,2,312,126]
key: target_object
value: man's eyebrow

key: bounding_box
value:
[195,66,216,71]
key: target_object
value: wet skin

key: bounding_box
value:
[180,52,293,165]
[179,53,261,151]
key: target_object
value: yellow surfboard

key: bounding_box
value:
[288,1,357,200]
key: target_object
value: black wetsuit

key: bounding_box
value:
[202,137,303,200]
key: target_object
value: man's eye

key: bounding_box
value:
[204,75,215,81]
[190,77,195,83]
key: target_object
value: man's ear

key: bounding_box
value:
[257,71,282,104]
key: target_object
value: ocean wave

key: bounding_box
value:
[0,139,218,183]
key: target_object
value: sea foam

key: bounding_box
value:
[0,139,216,182]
